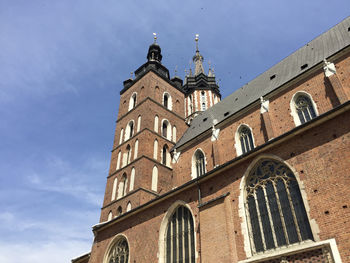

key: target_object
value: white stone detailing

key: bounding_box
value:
[137,115,141,132]
[173,149,181,163]
[153,139,158,159]
[126,202,131,212]
[152,166,158,192]
[260,97,269,114]
[238,239,341,263]
[119,128,124,144]
[290,91,319,126]
[209,90,213,107]
[194,91,198,112]
[323,59,336,77]
[116,151,121,170]
[111,178,118,201]
[211,125,220,141]
[154,115,159,132]
[129,168,135,191]
[133,140,139,159]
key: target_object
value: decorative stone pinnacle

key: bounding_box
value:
[323,58,336,77]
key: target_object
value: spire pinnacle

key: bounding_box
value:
[193,34,204,76]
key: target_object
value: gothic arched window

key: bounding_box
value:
[245,159,313,254]
[165,206,195,263]
[162,121,168,137]
[122,173,128,196]
[163,93,172,110]
[126,145,131,165]
[129,121,134,138]
[107,236,129,263]
[294,94,317,124]
[238,125,254,155]
[128,92,137,111]
[164,94,168,108]
[117,206,122,216]
[162,145,169,166]
[193,149,205,178]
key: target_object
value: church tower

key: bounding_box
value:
[183,35,221,124]
[99,36,188,223]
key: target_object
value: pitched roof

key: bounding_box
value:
[175,16,350,150]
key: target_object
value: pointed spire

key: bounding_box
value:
[208,60,213,77]
[193,34,205,76]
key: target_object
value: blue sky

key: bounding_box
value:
[0,1,349,262]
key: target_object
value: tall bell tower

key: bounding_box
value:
[99,36,188,223]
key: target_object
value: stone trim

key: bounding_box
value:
[238,239,341,263]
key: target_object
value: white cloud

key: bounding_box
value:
[26,155,105,206]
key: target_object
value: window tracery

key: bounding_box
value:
[165,206,195,263]
[245,159,313,254]
[239,125,254,154]
[294,95,317,124]
[107,237,129,263]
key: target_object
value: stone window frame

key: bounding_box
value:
[124,120,135,141]
[163,92,172,110]
[161,119,172,141]
[238,154,320,259]
[152,165,158,192]
[103,234,130,263]
[158,201,197,263]
[128,92,137,111]
[235,124,256,156]
[191,148,206,179]
[290,91,318,126]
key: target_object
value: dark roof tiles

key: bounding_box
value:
[175,16,350,149]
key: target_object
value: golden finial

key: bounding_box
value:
[153,32,157,43]
[195,34,199,51]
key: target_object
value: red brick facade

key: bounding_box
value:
[73,20,350,263]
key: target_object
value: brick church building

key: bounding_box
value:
[72,17,350,263]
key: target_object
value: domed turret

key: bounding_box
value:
[146,33,162,63]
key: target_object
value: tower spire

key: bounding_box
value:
[193,34,205,76]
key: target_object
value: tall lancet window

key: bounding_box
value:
[245,159,313,254]
[165,206,195,263]
[294,94,317,124]
[128,92,137,111]
[162,145,169,166]
[239,125,254,154]
[194,149,205,177]
[201,91,206,111]
[164,94,168,108]
[163,93,172,110]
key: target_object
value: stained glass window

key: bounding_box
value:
[166,206,195,263]
[239,126,254,154]
[245,159,313,254]
[295,95,316,124]
[108,237,129,263]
